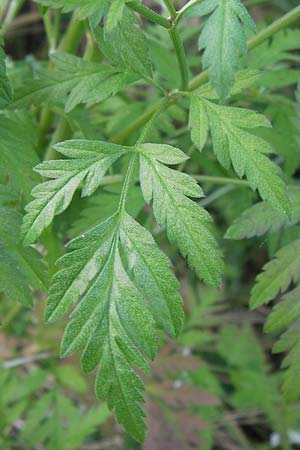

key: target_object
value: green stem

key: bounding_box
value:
[59,15,85,53]
[194,175,249,186]
[162,0,189,90]
[43,10,56,52]
[44,118,71,160]
[100,174,124,185]
[112,97,168,143]
[247,5,300,50]
[199,185,235,207]
[115,3,300,143]
[118,97,171,212]
[118,153,138,213]
[163,0,177,18]
[174,0,205,25]
[127,1,170,28]
[169,27,189,90]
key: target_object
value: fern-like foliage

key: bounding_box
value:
[35,0,124,29]
[226,186,300,239]
[190,0,255,98]
[45,212,183,441]
[93,7,152,78]
[0,207,46,306]
[189,95,290,216]
[22,140,222,440]
[12,52,136,112]
[139,143,223,286]
[250,239,300,400]
[250,239,300,309]
[21,140,128,245]
[266,286,300,401]
[228,196,300,400]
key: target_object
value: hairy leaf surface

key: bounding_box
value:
[34,0,124,28]
[189,96,290,217]
[21,140,128,245]
[138,143,223,286]
[12,53,136,112]
[46,212,183,441]
[192,0,255,98]
[93,8,152,77]
[0,207,46,306]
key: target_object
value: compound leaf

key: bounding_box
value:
[46,210,184,441]
[93,8,152,78]
[138,143,223,286]
[194,0,255,98]
[34,0,123,28]
[12,53,136,112]
[189,96,291,217]
[0,207,46,306]
[226,186,300,239]
[250,239,300,309]
[21,140,128,245]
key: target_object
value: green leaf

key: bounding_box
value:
[120,213,183,337]
[46,211,184,441]
[105,0,125,32]
[21,139,128,245]
[250,239,300,309]
[20,385,110,450]
[194,0,255,98]
[138,143,223,286]
[0,111,40,201]
[0,207,46,306]
[34,0,112,27]
[0,33,12,108]
[265,285,300,334]
[189,96,291,217]
[225,186,300,239]
[250,28,300,69]
[93,8,152,77]
[12,53,136,112]
[263,285,300,401]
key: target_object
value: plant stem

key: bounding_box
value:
[112,97,170,143]
[194,175,249,186]
[174,0,205,25]
[162,0,189,90]
[118,97,171,212]
[42,14,86,159]
[169,27,189,90]
[247,5,300,50]
[43,10,56,52]
[162,0,177,18]
[199,185,235,207]
[100,174,124,186]
[44,118,71,160]
[127,1,170,28]
[118,153,138,213]
[59,15,85,53]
